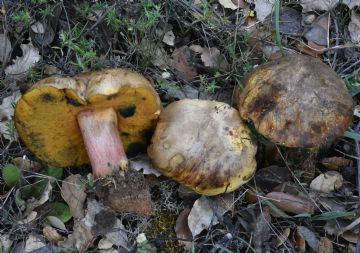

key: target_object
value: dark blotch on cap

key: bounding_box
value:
[42,93,55,102]
[65,96,82,106]
[118,105,136,118]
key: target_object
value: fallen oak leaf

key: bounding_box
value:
[5,42,41,80]
[265,192,314,214]
[61,174,87,219]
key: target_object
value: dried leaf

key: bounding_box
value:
[318,237,333,253]
[151,47,168,68]
[162,30,175,46]
[169,46,197,81]
[0,34,11,63]
[349,11,360,45]
[25,181,52,215]
[321,157,352,170]
[297,226,319,251]
[300,0,359,12]
[18,211,37,225]
[200,47,230,71]
[266,192,314,214]
[276,227,290,247]
[304,14,329,46]
[310,171,343,193]
[254,0,275,21]
[254,166,292,192]
[219,0,239,10]
[253,206,272,252]
[245,189,259,204]
[294,229,306,252]
[105,218,129,248]
[129,155,162,177]
[5,42,41,80]
[188,196,220,237]
[43,226,64,243]
[264,7,303,35]
[11,156,41,171]
[58,199,118,251]
[341,231,358,243]
[24,235,45,253]
[0,91,21,141]
[61,174,87,219]
[175,208,193,246]
[0,234,13,253]
[46,216,66,231]
[98,238,113,250]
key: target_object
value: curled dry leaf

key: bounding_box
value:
[276,227,290,248]
[0,91,21,141]
[25,181,52,215]
[24,234,46,253]
[175,208,193,250]
[296,226,319,251]
[321,156,352,170]
[349,11,360,45]
[300,0,359,12]
[58,199,122,252]
[266,192,314,214]
[61,174,87,219]
[310,171,343,193]
[18,211,37,225]
[43,226,64,244]
[169,46,197,81]
[98,238,113,250]
[162,30,175,46]
[219,0,238,10]
[341,231,358,243]
[0,234,13,253]
[188,196,228,237]
[0,34,11,63]
[318,237,333,253]
[245,189,259,203]
[5,42,41,80]
[253,206,272,252]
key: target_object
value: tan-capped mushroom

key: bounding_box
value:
[15,69,161,177]
[237,54,354,148]
[148,99,257,196]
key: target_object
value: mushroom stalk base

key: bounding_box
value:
[77,107,128,178]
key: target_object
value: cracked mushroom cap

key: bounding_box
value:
[237,54,354,148]
[15,69,161,167]
[148,99,257,196]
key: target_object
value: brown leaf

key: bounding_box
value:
[175,208,193,250]
[254,166,292,192]
[321,157,352,170]
[318,237,333,253]
[253,206,272,252]
[169,46,197,81]
[276,227,290,248]
[297,226,319,251]
[294,229,306,253]
[296,41,324,58]
[95,169,154,216]
[341,231,358,243]
[266,192,314,214]
[245,189,259,204]
[61,174,87,219]
[310,171,343,193]
[43,226,64,243]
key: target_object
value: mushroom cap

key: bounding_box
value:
[148,99,257,196]
[15,69,161,167]
[238,54,354,148]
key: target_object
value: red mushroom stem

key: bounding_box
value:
[77,107,128,178]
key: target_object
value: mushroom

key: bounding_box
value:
[237,54,354,148]
[15,69,161,177]
[148,99,257,196]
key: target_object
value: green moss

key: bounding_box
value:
[145,211,184,253]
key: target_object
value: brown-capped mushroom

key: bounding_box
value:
[15,69,161,177]
[148,99,257,196]
[237,54,354,148]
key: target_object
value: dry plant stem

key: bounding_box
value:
[77,107,128,178]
